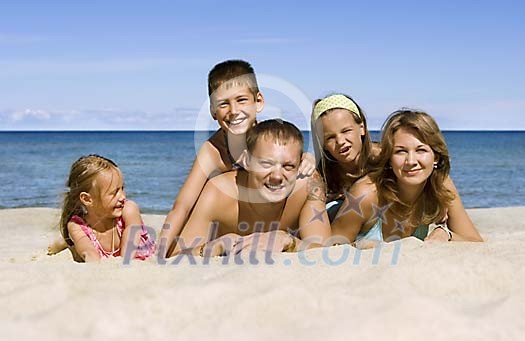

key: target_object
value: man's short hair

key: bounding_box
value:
[208,60,260,99]
[246,119,304,154]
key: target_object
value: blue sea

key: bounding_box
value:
[0,131,523,214]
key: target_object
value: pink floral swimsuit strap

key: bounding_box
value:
[71,215,122,258]
[70,215,156,260]
[129,220,156,260]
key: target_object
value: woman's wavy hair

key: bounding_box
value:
[370,109,454,226]
[311,93,372,196]
[59,154,119,243]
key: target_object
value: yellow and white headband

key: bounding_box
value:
[312,94,361,122]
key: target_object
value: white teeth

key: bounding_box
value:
[229,118,245,125]
[266,183,283,191]
[339,146,350,154]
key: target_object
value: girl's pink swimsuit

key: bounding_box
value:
[70,215,156,260]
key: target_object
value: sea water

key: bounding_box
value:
[0,131,523,213]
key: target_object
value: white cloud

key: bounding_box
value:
[363,98,525,130]
[0,107,204,130]
[417,99,525,130]
[2,98,523,131]
[10,109,51,121]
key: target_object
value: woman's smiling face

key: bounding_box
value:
[390,128,436,189]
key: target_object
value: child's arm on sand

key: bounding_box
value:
[160,142,224,257]
[119,200,145,258]
[67,221,101,262]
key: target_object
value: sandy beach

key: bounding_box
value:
[1,206,524,340]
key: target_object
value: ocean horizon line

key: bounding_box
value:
[2,130,523,210]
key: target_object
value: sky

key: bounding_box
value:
[0,0,524,130]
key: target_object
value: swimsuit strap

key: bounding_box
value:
[115,216,156,260]
[71,215,121,258]
[70,214,155,260]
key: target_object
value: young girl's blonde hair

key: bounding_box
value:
[59,154,119,244]
[370,109,454,227]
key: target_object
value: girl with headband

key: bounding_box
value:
[311,93,377,222]
[330,109,483,248]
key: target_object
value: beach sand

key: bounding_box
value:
[1,207,524,340]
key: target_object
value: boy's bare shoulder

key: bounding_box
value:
[198,139,222,160]
[204,129,231,168]
[195,136,229,176]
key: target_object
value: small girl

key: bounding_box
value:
[57,154,155,262]
[311,93,378,221]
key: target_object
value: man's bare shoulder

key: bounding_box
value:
[203,170,239,200]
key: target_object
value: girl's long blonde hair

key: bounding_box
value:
[59,154,118,243]
[370,109,454,227]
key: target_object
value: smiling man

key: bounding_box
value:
[167,119,331,257]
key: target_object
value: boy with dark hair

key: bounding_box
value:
[160,60,315,257]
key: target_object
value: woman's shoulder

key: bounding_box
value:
[443,175,456,190]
